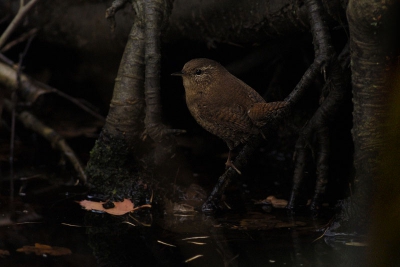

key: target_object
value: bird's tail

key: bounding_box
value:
[248,101,288,127]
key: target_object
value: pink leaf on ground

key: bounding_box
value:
[78,199,135,215]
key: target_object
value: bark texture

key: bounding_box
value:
[85,2,148,198]
[341,0,400,232]
[370,70,400,267]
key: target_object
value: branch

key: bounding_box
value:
[3,99,87,184]
[1,28,38,53]
[105,0,129,32]
[202,0,338,213]
[286,0,338,210]
[0,0,40,49]
[285,0,336,104]
[305,0,335,76]
[0,60,105,122]
[287,49,350,210]
[9,30,35,204]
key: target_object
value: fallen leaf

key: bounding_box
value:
[0,249,10,257]
[265,196,288,208]
[17,243,71,256]
[78,199,135,215]
[78,199,151,216]
[173,203,196,213]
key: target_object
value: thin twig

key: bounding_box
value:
[9,32,34,208]
[48,87,105,122]
[0,53,15,65]
[0,0,40,49]
[1,28,38,53]
[3,99,87,184]
[0,14,11,25]
[184,255,203,263]
[9,80,16,207]
[157,240,176,247]
[0,60,105,122]
[105,0,128,32]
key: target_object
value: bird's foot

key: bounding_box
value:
[201,197,224,215]
[225,160,242,175]
[202,199,220,214]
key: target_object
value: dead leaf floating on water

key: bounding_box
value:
[172,203,196,213]
[254,196,288,208]
[0,249,10,257]
[17,243,71,256]
[266,196,288,208]
[79,199,133,215]
[78,199,151,215]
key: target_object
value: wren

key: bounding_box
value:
[172,58,287,174]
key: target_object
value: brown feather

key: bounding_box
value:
[177,58,287,150]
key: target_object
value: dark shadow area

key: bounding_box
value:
[0,2,360,265]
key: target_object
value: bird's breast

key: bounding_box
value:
[185,90,207,118]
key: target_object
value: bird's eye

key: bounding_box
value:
[195,69,202,75]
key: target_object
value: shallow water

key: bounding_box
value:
[0,183,367,267]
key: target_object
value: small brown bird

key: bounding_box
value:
[172,58,287,174]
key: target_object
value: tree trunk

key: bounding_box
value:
[340,0,400,233]
[85,5,148,199]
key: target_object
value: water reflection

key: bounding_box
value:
[0,189,366,267]
[85,207,366,267]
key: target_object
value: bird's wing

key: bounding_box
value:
[199,104,255,147]
[233,77,266,103]
[248,101,288,127]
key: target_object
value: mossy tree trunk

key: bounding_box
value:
[85,21,146,199]
[85,0,174,203]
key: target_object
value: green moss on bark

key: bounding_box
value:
[85,129,150,202]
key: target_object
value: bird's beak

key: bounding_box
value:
[171,71,184,76]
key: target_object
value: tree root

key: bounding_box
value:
[202,0,342,213]
[287,0,351,210]
[287,53,350,210]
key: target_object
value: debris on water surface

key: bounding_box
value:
[0,249,10,257]
[17,243,72,256]
[184,254,203,263]
[157,240,176,247]
[78,199,151,215]
[254,195,288,208]
[345,242,368,247]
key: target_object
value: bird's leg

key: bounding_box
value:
[225,150,242,175]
